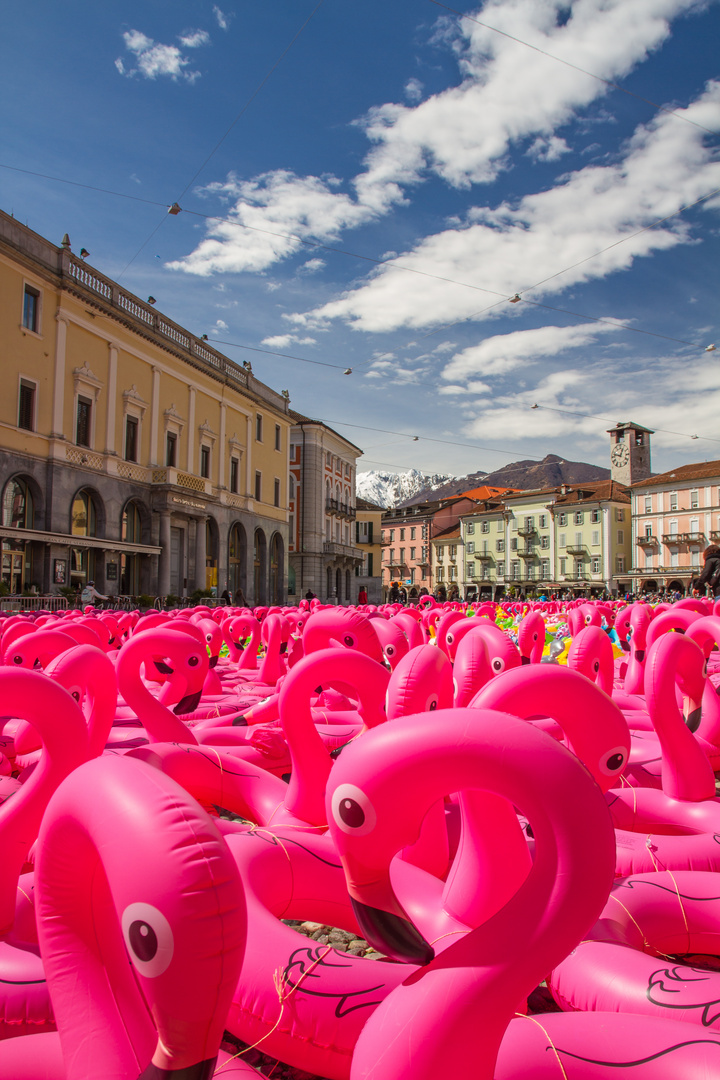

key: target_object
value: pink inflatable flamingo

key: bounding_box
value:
[115,629,208,744]
[606,633,720,873]
[517,610,545,664]
[13,644,116,762]
[0,670,88,1037]
[373,617,410,670]
[0,754,250,1078]
[623,603,654,695]
[550,869,720,1035]
[327,709,616,1080]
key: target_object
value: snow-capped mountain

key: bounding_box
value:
[356,469,456,509]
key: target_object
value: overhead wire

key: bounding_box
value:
[427,0,719,136]
[116,0,325,279]
[528,403,720,445]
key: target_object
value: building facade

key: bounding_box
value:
[0,210,290,604]
[630,460,720,594]
[459,480,632,598]
[354,497,383,604]
[288,413,363,602]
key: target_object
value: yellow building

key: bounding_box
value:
[354,497,383,604]
[0,210,290,603]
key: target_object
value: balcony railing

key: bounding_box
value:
[518,525,536,537]
[711,530,720,541]
[636,534,657,545]
[681,532,705,544]
[565,545,587,556]
[326,499,356,519]
[323,541,363,560]
[473,551,493,561]
[518,549,537,559]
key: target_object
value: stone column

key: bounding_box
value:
[158,510,172,596]
[187,386,196,472]
[218,402,227,489]
[246,413,253,497]
[194,515,207,592]
[149,366,161,466]
[105,342,118,453]
[51,313,68,438]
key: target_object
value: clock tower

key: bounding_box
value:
[607,421,653,486]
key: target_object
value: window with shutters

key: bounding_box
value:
[18,380,35,431]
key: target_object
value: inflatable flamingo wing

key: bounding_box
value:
[34,755,246,1079]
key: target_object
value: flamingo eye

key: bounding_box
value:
[331,783,377,837]
[599,746,627,776]
[427,696,438,711]
[447,634,454,645]
[72,690,81,702]
[343,635,356,647]
[593,661,600,673]
[121,902,174,977]
[533,634,538,641]
[492,657,505,673]
[12,655,22,664]
[386,645,395,656]
[188,656,199,667]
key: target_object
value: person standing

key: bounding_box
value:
[80,580,107,608]
[357,586,368,605]
[692,545,720,598]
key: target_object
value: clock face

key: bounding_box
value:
[611,442,629,467]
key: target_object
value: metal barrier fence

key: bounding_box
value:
[0,596,69,612]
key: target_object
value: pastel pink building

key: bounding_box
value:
[631,459,720,594]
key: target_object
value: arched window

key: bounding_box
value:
[3,478,33,530]
[269,532,283,604]
[70,489,98,590]
[228,523,246,603]
[1,478,34,594]
[253,529,267,605]
[121,501,144,595]
[71,490,96,537]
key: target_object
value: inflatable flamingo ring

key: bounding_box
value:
[326,708,616,1080]
[0,754,252,1079]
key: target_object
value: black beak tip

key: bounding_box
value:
[686,706,702,734]
[521,655,530,665]
[173,690,202,715]
[350,897,434,966]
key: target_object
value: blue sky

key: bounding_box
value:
[3,0,719,479]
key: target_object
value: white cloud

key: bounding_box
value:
[404,78,424,103]
[261,334,317,348]
[300,81,720,332]
[527,135,571,162]
[179,29,211,48]
[442,323,619,382]
[210,320,228,335]
[116,28,209,82]
[297,258,325,274]
[169,0,716,316]
[167,170,374,276]
[213,6,231,31]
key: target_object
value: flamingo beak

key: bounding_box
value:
[138,1056,217,1079]
[173,690,202,715]
[684,698,702,734]
[634,649,645,663]
[208,655,219,668]
[521,655,531,665]
[350,897,434,966]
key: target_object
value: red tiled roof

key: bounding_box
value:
[631,459,720,488]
